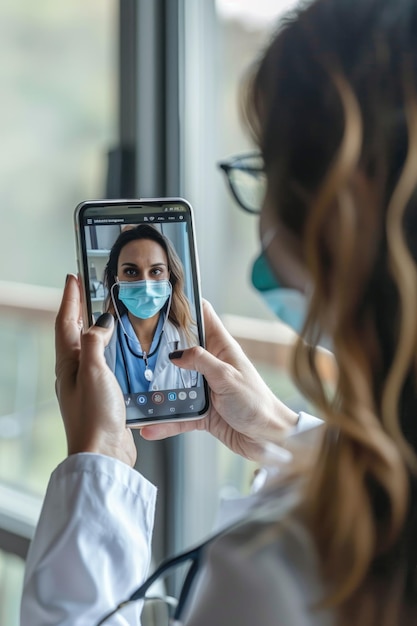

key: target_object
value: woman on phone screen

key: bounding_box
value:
[104,224,198,392]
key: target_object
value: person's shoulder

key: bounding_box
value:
[204,482,333,625]
[219,481,305,549]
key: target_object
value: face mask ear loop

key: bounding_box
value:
[261,227,276,253]
[110,280,131,338]
[160,281,173,335]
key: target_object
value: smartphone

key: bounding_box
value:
[74,198,209,426]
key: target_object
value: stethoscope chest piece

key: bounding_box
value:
[143,351,154,382]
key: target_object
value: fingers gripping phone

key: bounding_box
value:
[74,198,209,427]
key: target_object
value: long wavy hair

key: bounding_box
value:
[245,0,417,623]
[104,224,196,345]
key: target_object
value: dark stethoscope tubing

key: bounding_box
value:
[118,317,196,393]
[95,538,210,625]
[118,319,165,394]
[96,523,227,625]
[95,484,299,625]
[118,320,193,393]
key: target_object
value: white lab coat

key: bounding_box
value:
[21,413,331,626]
[21,454,156,626]
[105,319,199,391]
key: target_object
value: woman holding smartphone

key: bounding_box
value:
[22,0,417,625]
[103,224,198,392]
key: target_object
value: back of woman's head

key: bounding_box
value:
[246,0,417,623]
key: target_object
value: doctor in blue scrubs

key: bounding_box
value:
[103,224,199,393]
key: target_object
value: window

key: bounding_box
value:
[0,0,117,490]
[0,2,312,615]
[0,2,116,623]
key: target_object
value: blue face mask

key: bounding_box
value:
[251,252,334,351]
[117,279,171,319]
[251,252,307,334]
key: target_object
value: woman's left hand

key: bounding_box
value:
[140,300,298,461]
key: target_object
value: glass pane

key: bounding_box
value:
[180,1,311,549]
[0,0,117,288]
[0,2,116,623]
[183,0,298,319]
[0,551,24,626]
[0,0,116,489]
[213,0,300,317]
[0,315,65,492]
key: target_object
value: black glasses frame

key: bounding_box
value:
[218,151,264,215]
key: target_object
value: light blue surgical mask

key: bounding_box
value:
[251,251,333,351]
[116,279,171,319]
[251,252,307,334]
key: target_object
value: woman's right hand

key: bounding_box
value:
[140,300,298,461]
[55,274,136,466]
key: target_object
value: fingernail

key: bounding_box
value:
[65,274,71,285]
[169,350,183,360]
[95,312,114,329]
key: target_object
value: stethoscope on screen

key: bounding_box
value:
[118,320,166,393]
[118,321,193,393]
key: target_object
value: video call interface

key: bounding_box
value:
[81,205,207,423]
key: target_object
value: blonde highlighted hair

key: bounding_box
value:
[245,0,417,623]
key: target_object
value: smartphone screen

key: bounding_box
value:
[74,198,209,426]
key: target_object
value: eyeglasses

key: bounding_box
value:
[218,152,266,214]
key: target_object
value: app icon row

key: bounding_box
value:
[135,390,198,406]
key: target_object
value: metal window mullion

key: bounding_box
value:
[121,0,185,586]
[135,0,165,197]
[164,0,181,196]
